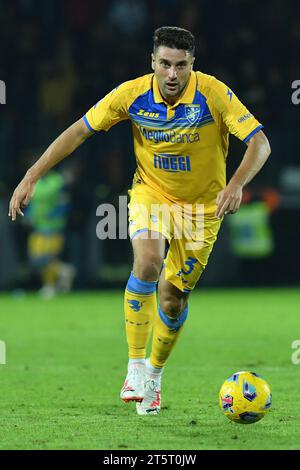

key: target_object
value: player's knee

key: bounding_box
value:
[160,297,183,319]
[133,255,163,282]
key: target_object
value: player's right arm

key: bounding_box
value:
[9,77,144,221]
[8,117,92,221]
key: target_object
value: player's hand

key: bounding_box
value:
[8,176,36,221]
[215,182,243,219]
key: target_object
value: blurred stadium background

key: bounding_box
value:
[1,0,300,292]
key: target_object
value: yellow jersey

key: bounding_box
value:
[84,71,262,212]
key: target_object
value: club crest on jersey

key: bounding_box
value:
[185,105,200,124]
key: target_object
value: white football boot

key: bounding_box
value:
[136,359,162,415]
[120,361,145,403]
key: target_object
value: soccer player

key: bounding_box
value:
[8,27,271,415]
[26,169,75,298]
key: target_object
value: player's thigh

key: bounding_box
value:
[128,184,171,279]
[164,216,221,293]
[132,231,166,280]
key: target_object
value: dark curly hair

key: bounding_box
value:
[153,26,195,55]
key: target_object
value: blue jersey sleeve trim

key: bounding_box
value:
[130,228,149,240]
[83,115,96,133]
[243,124,264,143]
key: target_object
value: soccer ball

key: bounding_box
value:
[219,371,272,424]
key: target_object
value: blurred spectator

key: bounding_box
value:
[25,169,76,298]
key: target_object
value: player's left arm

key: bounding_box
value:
[216,131,271,218]
[207,77,271,219]
[216,130,271,219]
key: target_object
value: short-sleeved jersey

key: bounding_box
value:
[83,71,262,211]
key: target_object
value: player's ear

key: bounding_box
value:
[151,53,155,71]
[191,57,195,70]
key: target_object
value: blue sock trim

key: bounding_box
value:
[158,304,188,331]
[126,272,157,295]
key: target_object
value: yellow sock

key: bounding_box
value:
[150,305,188,368]
[124,273,157,359]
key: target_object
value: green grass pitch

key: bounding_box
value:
[1,289,300,450]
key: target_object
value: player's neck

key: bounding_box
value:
[160,91,181,106]
[164,95,178,106]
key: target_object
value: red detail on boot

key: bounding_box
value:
[150,392,161,408]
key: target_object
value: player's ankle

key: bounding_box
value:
[128,358,146,368]
[146,358,164,377]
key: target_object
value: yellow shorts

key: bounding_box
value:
[28,232,64,264]
[128,184,221,293]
